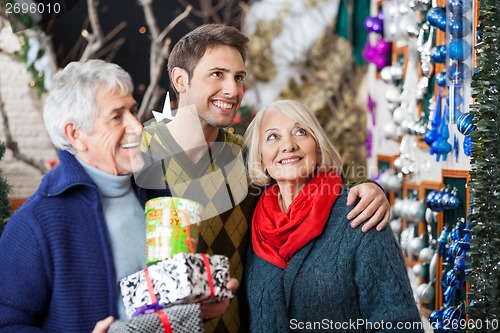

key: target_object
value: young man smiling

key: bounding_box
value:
[140,24,391,333]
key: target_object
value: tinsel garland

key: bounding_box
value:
[0,142,12,235]
[467,0,500,327]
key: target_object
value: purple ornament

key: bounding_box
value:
[449,39,472,61]
[364,17,384,34]
[362,42,376,61]
[375,39,392,55]
[449,16,472,38]
[377,10,384,21]
[372,54,390,69]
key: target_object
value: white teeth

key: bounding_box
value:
[213,101,233,109]
[121,142,139,149]
[280,158,300,164]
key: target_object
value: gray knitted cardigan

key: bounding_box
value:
[245,191,424,333]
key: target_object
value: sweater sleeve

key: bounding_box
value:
[0,209,50,332]
[354,226,424,333]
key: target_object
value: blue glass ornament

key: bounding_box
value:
[438,229,451,256]
[449,16,472,38]
[457,113,476,135]
[453,134,459,162]
[429,309,444,332]
[432,45,447,63]
[427,7,447,29]
[448,62,471,83]
[477,29,483,43]
[425,88,442,147]
[435,71,448,87]
[447,0,473,14]
[463,136,472,156]
[435,107,452,161]
[454,255,470,272]
[446,91,464,106]
[450,242,465,257]
[448,195,460,209]
[449,39,472,61]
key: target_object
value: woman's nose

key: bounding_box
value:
[282,136,298,152]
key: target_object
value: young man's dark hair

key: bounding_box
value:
[167,24,249,97]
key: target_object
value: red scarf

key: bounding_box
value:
[252,172,343,269]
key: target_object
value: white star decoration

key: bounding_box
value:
[152,92,174,122]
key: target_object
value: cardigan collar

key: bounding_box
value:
[39,150,98,197]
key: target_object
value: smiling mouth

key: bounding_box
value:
[212,100,234,110]
[279,157,302,165]
[120,142,139,149]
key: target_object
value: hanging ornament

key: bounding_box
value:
[364,16,384,34]
[431,45,447,63]
[456,112,476,135]
[456,112,475,156]
[453,134,459,162]
[447,62,472,84]
[448,39,472,61]
[435,71,448,87]
[448,16,472,38]
[417,283,435,304]
[427,7,447,31]
[420,247,435,264]
[424,87,442,146]
[447,0,473,14]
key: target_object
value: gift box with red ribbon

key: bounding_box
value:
[107,303,204,333]
[120,253,232,319]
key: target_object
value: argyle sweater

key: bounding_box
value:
[141,122,259,333]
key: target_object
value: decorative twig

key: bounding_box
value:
[137,3,192,120]
[80,0,127,61]
[0,76,46,174]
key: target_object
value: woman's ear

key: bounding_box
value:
[63,122,87,152]
[171,67,189,94]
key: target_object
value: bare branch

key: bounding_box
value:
[0,77,46,175]
[87,0,104,40]
[80,0,126,61]
[158,5,193,42]
[137,2,192,120]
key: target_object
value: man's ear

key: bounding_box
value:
[63,122,87,152]
[171,67,189,94]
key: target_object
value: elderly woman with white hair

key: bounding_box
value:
[244,100,424,333]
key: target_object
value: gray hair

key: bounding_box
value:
[43,59,133,153]
[244,100,343,186]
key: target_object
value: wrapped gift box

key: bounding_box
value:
[120,253,232,318]
[108,304,204,333]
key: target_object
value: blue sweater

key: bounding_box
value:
[0,150,167,333]
[245,191,424,333]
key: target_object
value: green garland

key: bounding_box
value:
[0,142,12,236]
[467,0,500,327]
